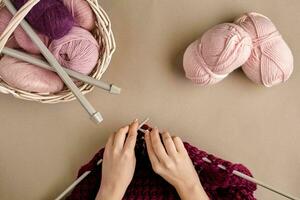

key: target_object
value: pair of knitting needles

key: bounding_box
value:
[1,0,121,124]
[54,118,299,200]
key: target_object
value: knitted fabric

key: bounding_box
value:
[67,126,256,200]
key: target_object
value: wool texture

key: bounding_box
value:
[49,26,99,75]
[0,7,19,48]
[183,23,252,85]
[0,7,48,53]
[14,26,49,54]
[13,0,74,39]
[66,125,257,200]
[62,0,96,31]
[0,55,64,93]
[235,12,294,87]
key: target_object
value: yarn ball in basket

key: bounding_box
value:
[183,23,253,85]
[235,13,294,87]
[0,7,49,54]
[13,0,74,39]
[62,0,96,31]
[0,55,64,93]
[49,26,100,75]
[14,26,49,54]
[0,7,19,48]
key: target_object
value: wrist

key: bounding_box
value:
[175,181,209,200]
[96,183,125,200]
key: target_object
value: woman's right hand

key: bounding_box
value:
[144,128,209,200]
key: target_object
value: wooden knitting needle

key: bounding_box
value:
[53,117,150,200]
[1,47,121,94]
[3,0,102,124]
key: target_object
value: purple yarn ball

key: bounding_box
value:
[13,0,74,39]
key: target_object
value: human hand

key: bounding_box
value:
[145,128,209,200]
[96,119,139,200]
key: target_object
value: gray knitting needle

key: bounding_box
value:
[201,157,299,200]
[3,0,102,124]
[1,47,121,94]
[54,117,150,200]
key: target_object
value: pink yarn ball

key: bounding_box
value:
[49,26,99,75]
[0,7,19,48]
[0,7,48,53]
[235,13,294,87]
[62,0,96,31]
[0,56,64,93]
[14,26,49,54]
[183,23,253,85]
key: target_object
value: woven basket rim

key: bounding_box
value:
[0,0,116,104]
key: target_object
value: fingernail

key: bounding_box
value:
[133,118,138,123]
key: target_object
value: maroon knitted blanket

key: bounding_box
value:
[67,127,256,200]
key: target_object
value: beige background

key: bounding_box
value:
[0,0,300,199]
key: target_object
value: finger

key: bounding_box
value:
[145,130,160,165]
[124,119,139,151]
[150,127,169,162]
[105,132,114,150]
[172,136,186,153]
[161,132,177,156]
[113,125,129,151]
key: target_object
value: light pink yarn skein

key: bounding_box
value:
[0,7,49,54]
[49,26,99,75]
[0,56,64,93]
[0,7,19,48]
[62,0,95,31]
[235,13,293,87]
[183,23,253,85]
[14,26,50,54]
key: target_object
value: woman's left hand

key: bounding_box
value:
[96,119,139,200]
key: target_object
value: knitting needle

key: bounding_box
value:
[201,157,299,200]
[54,117,150,200]
[1,47,121,94]
[3,0,102,124]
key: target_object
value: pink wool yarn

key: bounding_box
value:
[235,13,293,87]
[49,26,99,75]
[0,7,19,48]
[0,56,64,93]
[14,26,49,54]
[183,23,252,85]
[0,7,48,53]
[62,0,96,31]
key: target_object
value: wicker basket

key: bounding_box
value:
[0,0,115,103]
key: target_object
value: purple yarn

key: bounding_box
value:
[13,0,74,39]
